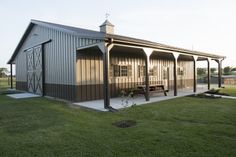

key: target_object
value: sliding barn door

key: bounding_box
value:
[27,49,35,93]
[26,45,43,95]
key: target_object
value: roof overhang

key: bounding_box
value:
[77,37,226,61]
[105,34,226,60]
[7,22,35,64]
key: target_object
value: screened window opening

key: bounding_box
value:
[113,65,132,77]
[178,67,184,75]
[138,65,157,77]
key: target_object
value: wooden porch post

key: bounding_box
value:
[217,59,223,88]
[143,48,153,101]
[10,64,13,89]
[103,46,110,108]
[173,53,179,96]
[193,56,198,92]
[145,56,150,101]
[99,43,113,109]
[207,58,211,90]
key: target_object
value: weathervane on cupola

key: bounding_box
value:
[105,13,110,20]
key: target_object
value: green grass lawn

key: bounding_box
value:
[0,93,236,157]
[219,86,236,96]
[0,77,15,91]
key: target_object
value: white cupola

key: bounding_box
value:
[99,20,114,34]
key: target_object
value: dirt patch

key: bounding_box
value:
[113,120,137,128]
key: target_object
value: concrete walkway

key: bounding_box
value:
[7,93,40,99]
[219,95,236,99]
[205,94,236,100]
[74,87,209,111]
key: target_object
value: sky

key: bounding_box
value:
[1,0,236,70]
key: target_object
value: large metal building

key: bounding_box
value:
[8,19,225,109]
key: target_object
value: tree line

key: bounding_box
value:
[0,67,9,77]
[197,66,236,76]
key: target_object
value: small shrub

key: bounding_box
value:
[206,88,220,94]
[120,89,137,108]
[193,93,221,99]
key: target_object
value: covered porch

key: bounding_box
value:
[76,38,224,110]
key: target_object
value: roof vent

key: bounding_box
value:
[99,20,114,34]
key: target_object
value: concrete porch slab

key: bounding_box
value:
[74,87,209,111]
[7,93,40,99]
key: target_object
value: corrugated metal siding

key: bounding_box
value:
[15,25,46,82]
[76,50,194,101]
[15,51,27,82]
[76,49,103,101]
[43,27,78,85]
[178,60,194,88]
[14,24,103,100]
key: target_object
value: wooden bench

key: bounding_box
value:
[137,84,168,96]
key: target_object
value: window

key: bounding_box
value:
[138,65,157,77]
[121,66,128,76]
[163,68,168,79]
[178,67,184,75]
[114,65,120,77]
[138,65,146,77]
[150,66,157,76]
[163,67,169,79]
[113,65,132,77]
[149,68,154,76]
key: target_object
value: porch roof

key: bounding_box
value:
[105,34,225,60]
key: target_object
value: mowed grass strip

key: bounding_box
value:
[0,77,15,91]
[0,91,236,157]
[219,86,236,96]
